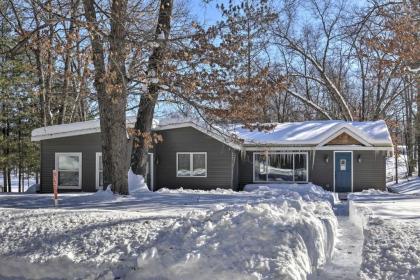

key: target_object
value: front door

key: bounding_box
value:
[334,152,352,192]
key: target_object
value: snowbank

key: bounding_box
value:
[0,184,337,280]
[349,191,420,280]
[244,183,336,205]
[127,198,337,280]
[388,177,420,195]
[360,218,420,280]
[157,187,237,195]
[25,184,39,193]
[128,168,149,193]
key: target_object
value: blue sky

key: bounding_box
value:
[188,0,224,26]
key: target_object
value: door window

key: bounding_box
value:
[340,159,346,171]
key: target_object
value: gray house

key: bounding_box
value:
[31,119,393,193]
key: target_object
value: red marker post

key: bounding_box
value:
[53,170,58,206]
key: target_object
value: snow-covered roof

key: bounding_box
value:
[31,117,242,150]
[229,120,392,147]
[31,116,146,141]
[32,118,392,148]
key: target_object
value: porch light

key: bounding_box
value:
[358,155,362,163]
[324,155,329,163]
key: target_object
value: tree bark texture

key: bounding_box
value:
[83,0,129,194]
[131,0,173,178]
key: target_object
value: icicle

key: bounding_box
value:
[240,147,246,161]
[312,150,316,169]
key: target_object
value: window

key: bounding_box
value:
[253,152,308,182]
[96,153,103,189]
[55,153,82,189]
[177,152,207,177]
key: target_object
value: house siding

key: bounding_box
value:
[353,150,386,191]
[311,151,334,192]
[38,126,387,193]
[154,127,236,190]
[40,133,103,192]
[237,150,386,193]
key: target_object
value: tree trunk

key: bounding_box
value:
[2,169,7,192]
[58,0,78,124]
[18,120,22,192]
[404,81,414,176]
[83,0,129,194]
[416,78,420,177]
[7,169,11,192]
[130,0,173,177]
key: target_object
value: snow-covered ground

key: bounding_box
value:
[349,190,420,280]
[0,173,36,192]
[0,183,337,280]
[388,177,420,195]
[386,155,409,182]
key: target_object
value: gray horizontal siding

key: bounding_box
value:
[238,150,386,192]
[38,126,387,193]
[155,127,236,190]
[353,150,386,191]
[311,151,334,192]
[40,133,103,192]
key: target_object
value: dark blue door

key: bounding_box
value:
[335,152,352,192]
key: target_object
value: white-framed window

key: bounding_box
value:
[176,152,207,177]
[253,152,308,183]
[55,152,82,189]
[96,152,103,189]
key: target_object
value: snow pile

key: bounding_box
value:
[349,191,420,280]
[158,187,236,195]
[25,184,39,193]
[127,197,337,280]
[128,168,149,193]
[0,209,171,265]
[388,177,420,195]
[92,185,115,199]
[360,218,420,280]
[244,183,336,205]
[0,184,337,280]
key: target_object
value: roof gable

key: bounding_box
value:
[325,132,364,146]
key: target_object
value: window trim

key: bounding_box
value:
[95,152,103,190]
[176,152,207,178]
[252,152,309,183]
[54,152,82,189]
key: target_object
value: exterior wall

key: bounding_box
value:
[311,151,334,192]
[38,127,387,193]
[238,152,253,188]
[154,127,236,190]
[353,150,386,191]
[238,149,386,192]
[40,133,103,192]
[231,151,240,191]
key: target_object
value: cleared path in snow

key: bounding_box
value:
[310,203,363,280]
